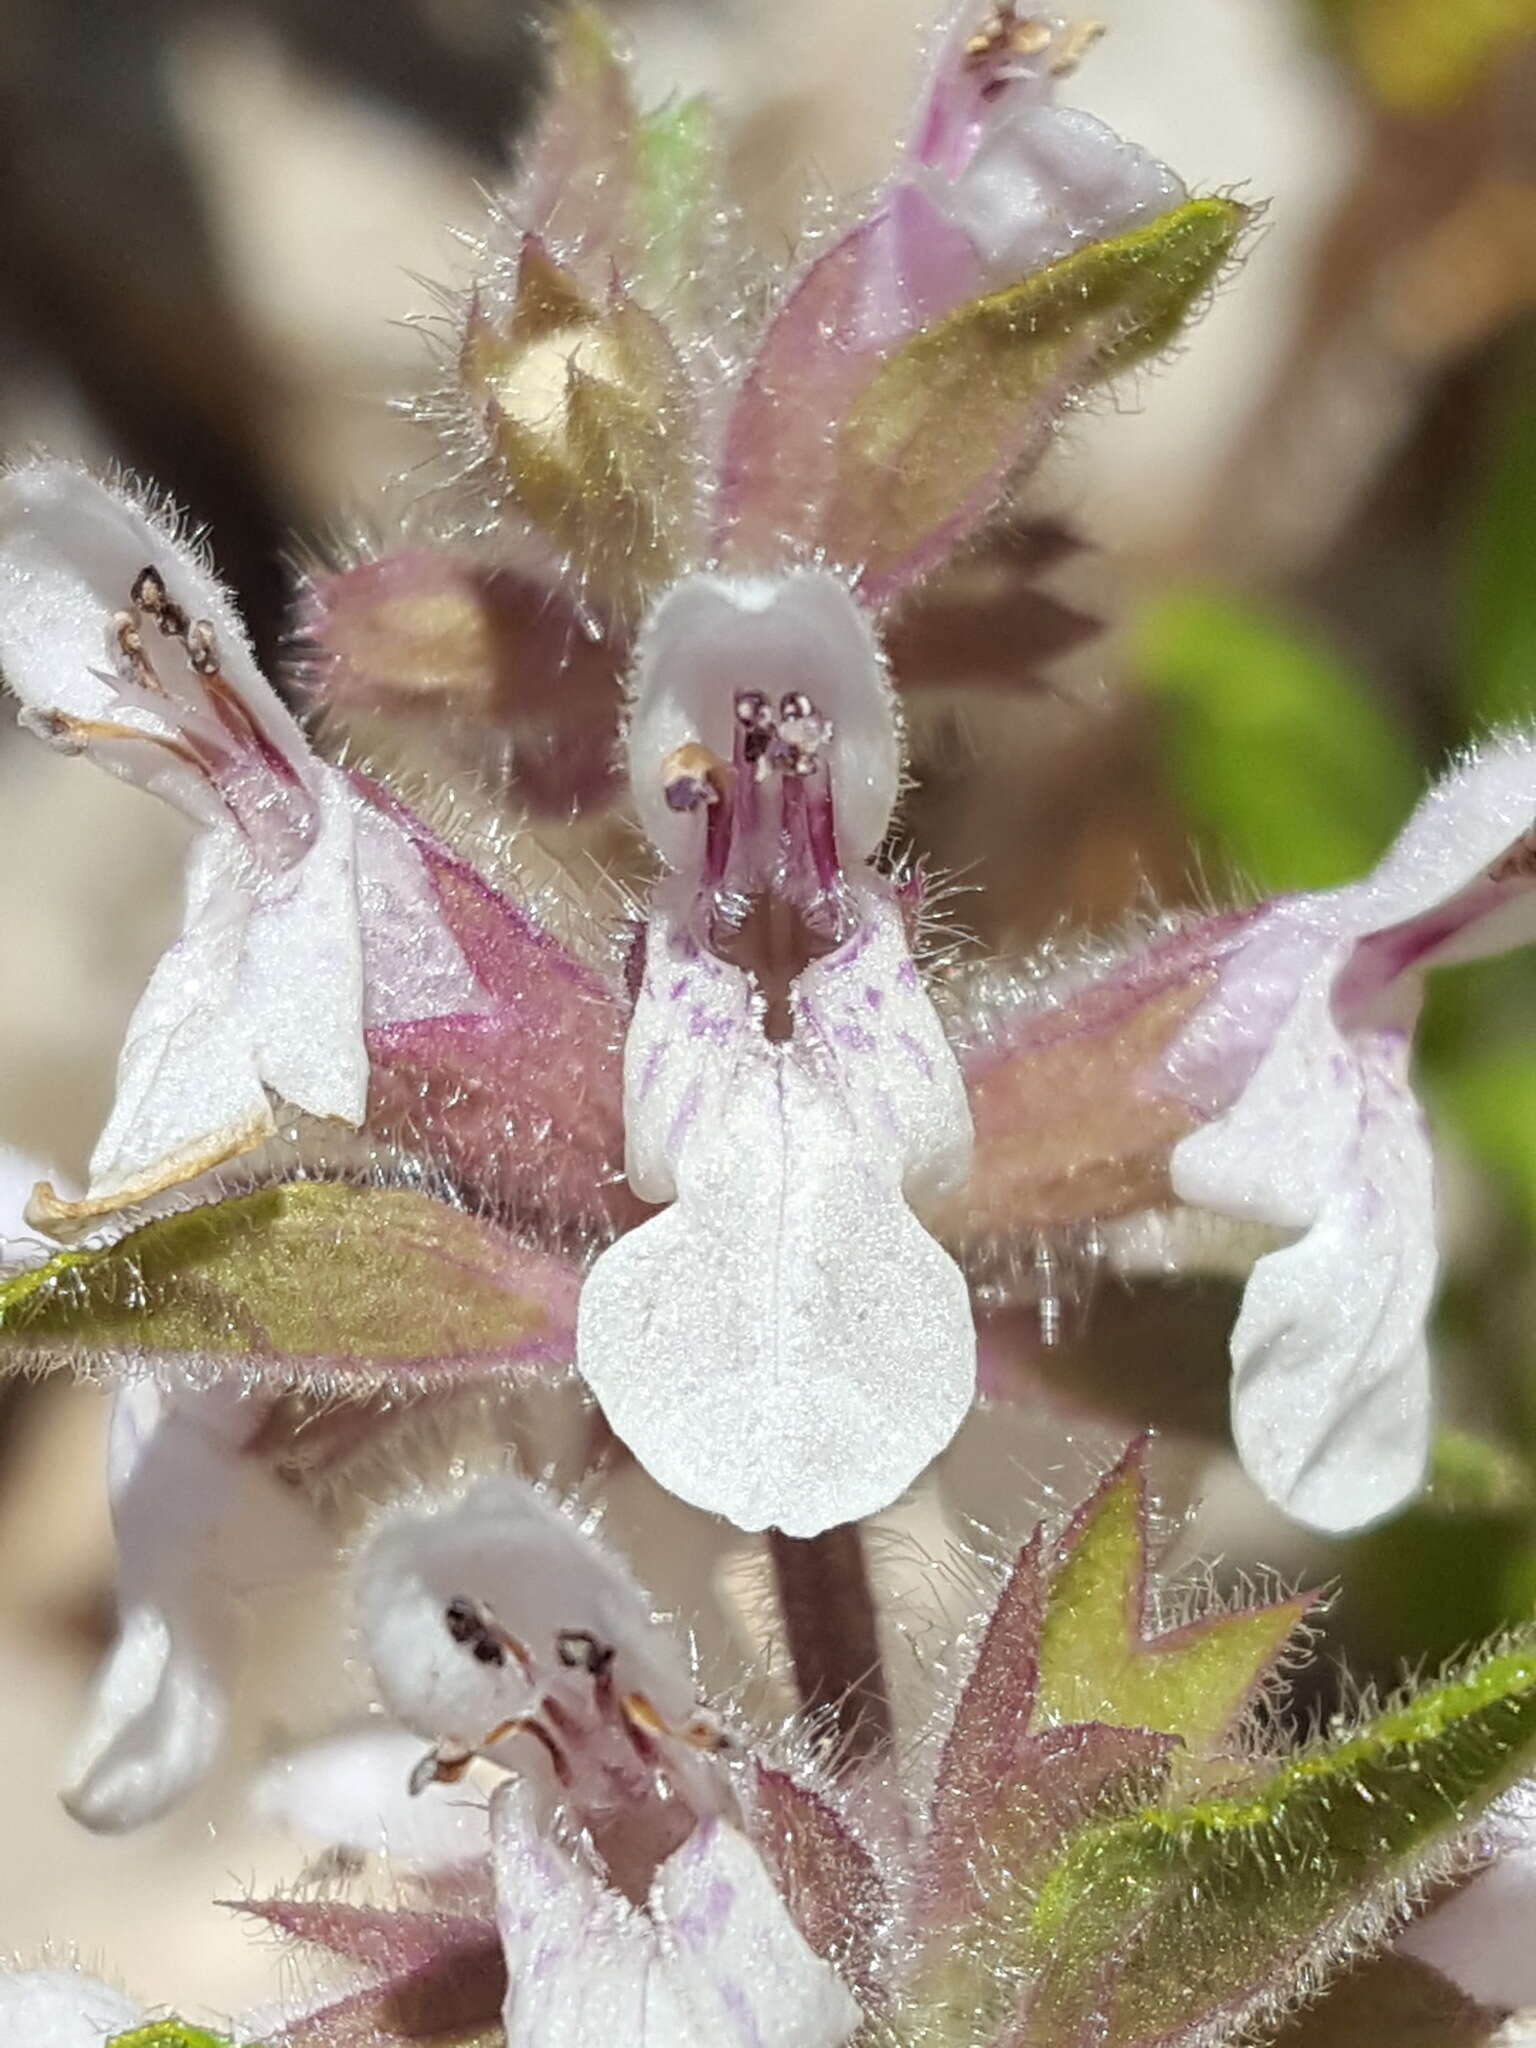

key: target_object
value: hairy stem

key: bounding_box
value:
[768,1524,892,1766]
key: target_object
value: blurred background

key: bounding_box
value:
[0,0,1532,2017]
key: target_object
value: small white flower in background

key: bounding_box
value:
[576,570,976,1536]
[64,1375,328,1832]
[0,463,489,1236]
[355,1473,860,2045]
[909,3,1186,286]
[0,1970,141,2048]
[1164,732,1536,1531]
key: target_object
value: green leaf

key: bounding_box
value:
[109,2026,242,2048]
[1135,587,1421,893]
[824,197,1247,589]
[1310,0,1536,111]
[1435,1043,1536,1235]
[1460,355,1536,731]
[0,1182,579,1390]
[1021,1640,1536,2045]
[1034,1446,1313,1753]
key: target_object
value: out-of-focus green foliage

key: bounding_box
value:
[108,2026,241,2048]
[1310,0,1536,111]
[1438,1047,1536,1235]
[1133,588,1420,894]
[1460,360,1536,732]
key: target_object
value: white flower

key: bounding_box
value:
[577,571,975,1535]
[0,463,488,1235]
[0,1971,141,2048]
[909,3,1185,285]
[354,1475,860,2045]
[494,1778,859,2048]
[63,1375,328,1831]
[1165,733,1536,1531]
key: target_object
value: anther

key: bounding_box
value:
[442,1593,533,1676]
[1049,18,1105,73]
[662,742,726,814]
[185,618,220,675]
[555,1628,616,1677]
[130,565,169,617]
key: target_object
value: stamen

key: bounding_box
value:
[963,5,1053,69]
[555,1628,617,1678]
[409,1738,474,1794]
[662,742,726,814]
[442,1594,535,1678]
[483,1713,573,1787]
[1049,17,1105,73]
[113,611,163,695]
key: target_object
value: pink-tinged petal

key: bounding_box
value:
[1335,730,1536,1011]
[515,7,636,276]
[578,879,975,1535]
[307,550,625,820]
[0,1972,142,2048]
[360,788,633,1233]
[492,1780,861,2048]
[907,6,1184,283]
[744,1764,892,2006]
[939,912,1259,1250]
[250,1727,493,1874]
[910,2,1064,179]
[63,1378,328,1831]
[713,195,983,570]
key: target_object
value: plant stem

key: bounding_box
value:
[768,1524,892,1766]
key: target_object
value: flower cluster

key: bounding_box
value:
[0,3,1533,2045]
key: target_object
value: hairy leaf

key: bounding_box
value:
[824,198,1247,596]
[1022,1640,1536,2044]
[109,2029,240,2048]
[0,1183,580,1390]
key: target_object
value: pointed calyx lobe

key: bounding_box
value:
[577,571,977,1536]
[917,1443,1308,1935]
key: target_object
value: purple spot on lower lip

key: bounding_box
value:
[896,1029,934,1079]
[669,976,688,1000]
[896,958,918,990]
[866,985,883,1009]
[836,1022,877,1052]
